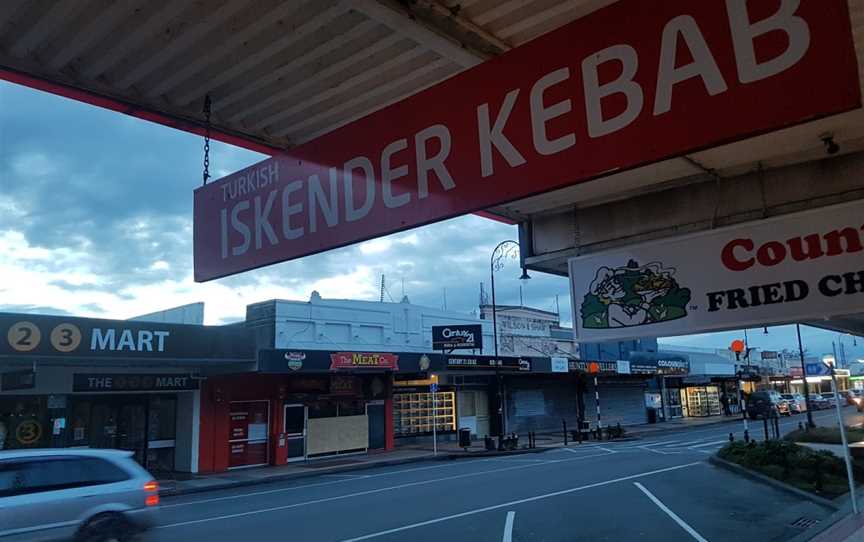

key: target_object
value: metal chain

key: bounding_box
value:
[202,94,212,186]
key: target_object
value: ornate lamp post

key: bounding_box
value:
[490,240,530,439]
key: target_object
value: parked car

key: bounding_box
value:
[747,390,790,419]
[821,392,840,408]
[781,393,808,413]
[842,390,863,406]
[809,394,830,410]
[0,448,159,542]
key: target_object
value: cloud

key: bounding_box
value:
[0,81,572,329]
[4,81,858,363]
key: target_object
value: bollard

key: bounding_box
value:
[763,417,769,441]
[774,417,780,439]
[563,419,568,446]
[729,432,734,442]
[577,423,583,444]
[744,429,750,443]
[798,421,804,431]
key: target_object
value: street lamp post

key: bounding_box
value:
[797,324,816,428]
[490,240,530,439]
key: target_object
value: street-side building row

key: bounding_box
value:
[1,297,813,475]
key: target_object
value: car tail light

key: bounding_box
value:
[144,480,159,507]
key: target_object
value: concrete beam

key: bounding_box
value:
[524,152,864,275]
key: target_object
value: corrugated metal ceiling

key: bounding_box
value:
[1,0,861,220]
[0,0,607,152]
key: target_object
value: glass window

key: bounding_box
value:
[80,458,130,484]
[337,400,364,417]
[0,397,50,450]
[148,396,177,441]
[308,400,338,419]
[284,406,306,434]
[0,461,25,497]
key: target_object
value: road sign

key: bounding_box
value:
[430,383,438,393]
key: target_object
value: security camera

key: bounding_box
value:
[821,135,840,155]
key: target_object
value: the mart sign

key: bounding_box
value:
[194,0,860,281]
[569,201,864,341]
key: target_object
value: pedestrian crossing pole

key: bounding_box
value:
[594,375,602,433]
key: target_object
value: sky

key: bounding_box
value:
[0,81,861,362]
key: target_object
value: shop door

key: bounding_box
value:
[229,401,270,469]
[475,391,490,438]
[283,404,307,462]
[366,401,385,449]
[87,399,147,465]
[117,403,147,466]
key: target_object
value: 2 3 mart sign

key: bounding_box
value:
[568,201,864,341]
[193,0,860,281]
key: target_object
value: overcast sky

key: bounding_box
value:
[1,81,861,362]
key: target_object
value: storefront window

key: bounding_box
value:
[308,399,366,418]
[148,396,176,440]
[308,400,338,419]
[0,397,50,450]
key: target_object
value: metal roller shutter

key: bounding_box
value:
[586,378,649,427]
[505,377,580,434]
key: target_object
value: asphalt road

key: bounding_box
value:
[146,407,857,542]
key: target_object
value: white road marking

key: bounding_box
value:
[639,445,670,455]
[597,447,617,454]
[687,440,727,449]
[502,511,515,542]
[671,440,710,448]
[338,462,702,542]
[643,440,684,447]
[492,457,549,463]
[160,458,499,508]
[158,451,617,525]
[634,482,708,542]
[321,473,371,478]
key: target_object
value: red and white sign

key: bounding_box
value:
[568,201,864,341]
[329,352,399,371]
[194,0,860,281]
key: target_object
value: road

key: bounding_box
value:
[147,407,857,542]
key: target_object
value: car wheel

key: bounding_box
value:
[77,513,134,542]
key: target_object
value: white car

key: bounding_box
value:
[0,448,159,541]
[780,394,808,413]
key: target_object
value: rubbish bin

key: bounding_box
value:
[647,408,657,424]
[458,428,472,449]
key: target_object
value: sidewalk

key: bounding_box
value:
[626,414,740,436]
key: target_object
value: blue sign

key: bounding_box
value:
[805,362,831,376]
[430,383,438,393]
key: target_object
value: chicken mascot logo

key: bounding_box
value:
[581,260,691,329]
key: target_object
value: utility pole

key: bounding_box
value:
[797,324,815,428]
[829,353,858,514]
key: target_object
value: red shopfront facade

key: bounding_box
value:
[198,350,424,473]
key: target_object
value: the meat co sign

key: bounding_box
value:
[329,352,399,371]
[194,0,860,281]
[568,201,864,341]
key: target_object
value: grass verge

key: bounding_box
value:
[718,440,864,498]
[783,426,864,445]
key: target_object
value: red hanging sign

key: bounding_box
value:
[194,0,860,281]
